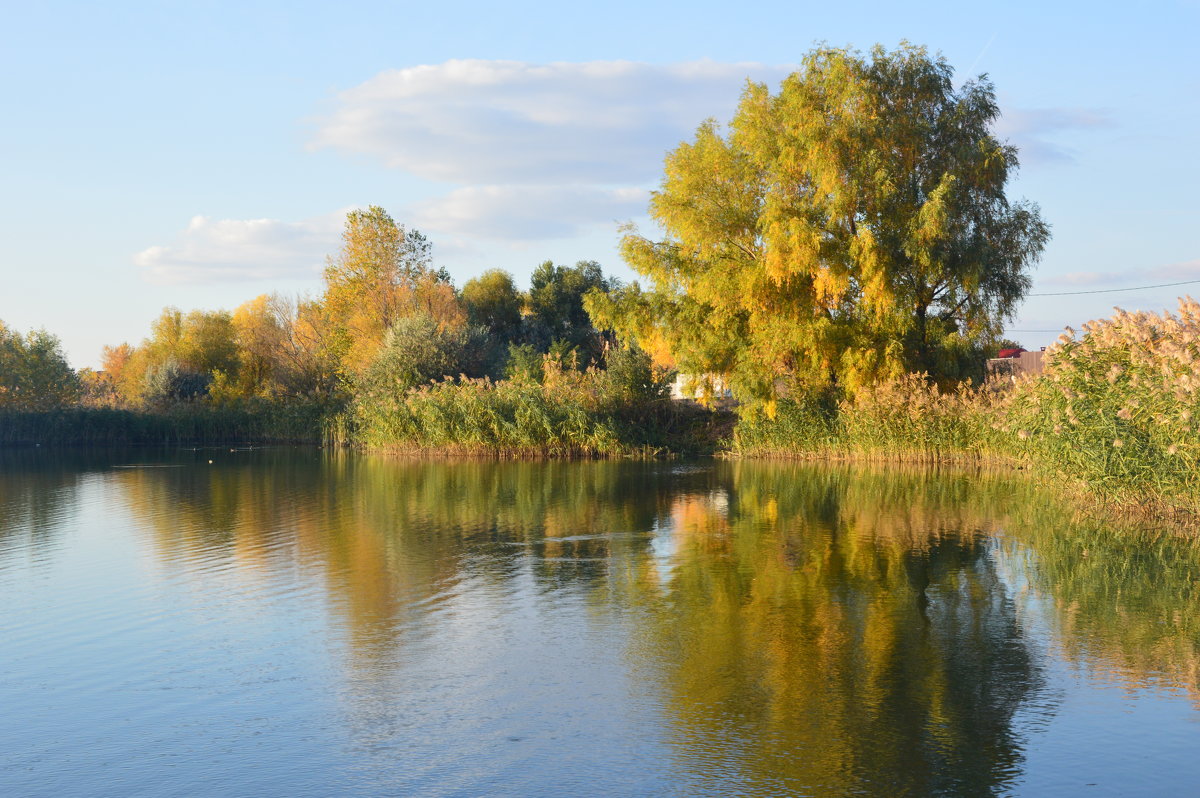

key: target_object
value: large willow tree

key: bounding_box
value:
[587,43,1049,404]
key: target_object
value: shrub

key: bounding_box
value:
[600,343,673,405]
[357,314,489,396]
[143,358,211,406]
[504,343,543,383]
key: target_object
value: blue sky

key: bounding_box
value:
[2,0,1197,366]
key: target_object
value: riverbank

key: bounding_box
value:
[6,295,1198,520]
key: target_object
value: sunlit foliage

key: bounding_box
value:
[589,43,1049,403]
[321,205,464,373]
[462,269,523,346]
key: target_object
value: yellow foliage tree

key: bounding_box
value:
[321,206,464,374]
[588,43,1049,405]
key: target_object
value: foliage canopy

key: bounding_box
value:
[588,43,1049,405]
[527,260,615,366]
[0,321,80,410]
[322,205,462,373]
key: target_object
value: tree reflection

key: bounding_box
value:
[105,452,1200,792]
[0,449,111,560]
[1001,503,1200,706]
[115,454,689,653]
[630,463,1041,796]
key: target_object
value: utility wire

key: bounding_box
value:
[1028,278,1200,297]
[1009,278,1200,332]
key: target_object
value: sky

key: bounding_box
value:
[2,0,1197,367]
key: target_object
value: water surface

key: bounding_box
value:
[2,449,1198,796]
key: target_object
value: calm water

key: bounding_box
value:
[2,449,1199,797]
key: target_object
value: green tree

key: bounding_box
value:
[0,321,81,410]
[527,260,614,367]
[462,269,523,344]
[143,358,211,406]
[588,43,1049,404]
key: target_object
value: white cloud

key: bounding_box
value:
[310,59,790,185]
[412,185,648,240]
[134,211,348,285]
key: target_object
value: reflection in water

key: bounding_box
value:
[627,465,1040,795]
[1001,503,1200,706]
[3,449,1199,795]
[0,449,105,564]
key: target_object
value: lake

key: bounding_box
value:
[2,448,1198,796]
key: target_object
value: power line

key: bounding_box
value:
[1028,278,1200,297]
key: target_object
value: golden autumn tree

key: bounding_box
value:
[587,43,1049,404]
[228,293,347,398]
[321,206,464,374]
[230,294,289,397]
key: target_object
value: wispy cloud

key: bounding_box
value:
[995,104,1112,165]
[142,61,1115,285]
[135,212,348,285]
[309,59,790,186]
[309,58,788,245]
[411,185,648,240]
[1044,258,1200,287]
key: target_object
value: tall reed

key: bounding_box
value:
[351,365,700,457]
[734,375,1007,462]
[0,399,339,446]
[734,298,1200,513]
[1002,298,1200,507]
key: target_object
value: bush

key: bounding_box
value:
[600,343,673,405]
[143,358,211,406]
[358,314,489,396]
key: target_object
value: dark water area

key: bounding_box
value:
[2,448,1199,796]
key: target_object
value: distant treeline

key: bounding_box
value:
[5,210,1200,515]
[1,206,706,454]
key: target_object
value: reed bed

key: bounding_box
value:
[735,298,1200,514]
[351,368,699,458]
[734,375,1008,462]
[1003,298,1200,509]
[0,400,338,446]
